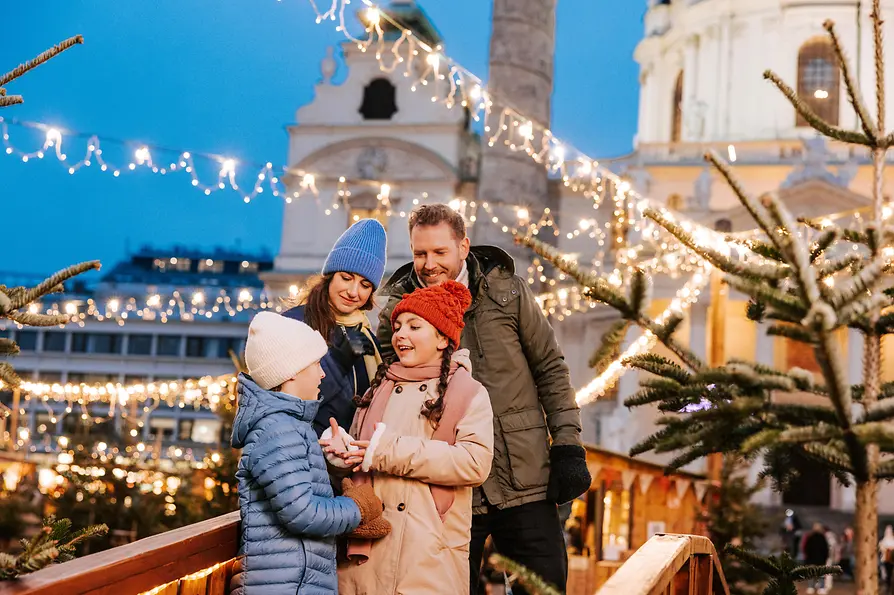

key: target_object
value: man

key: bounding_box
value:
[377,204,591,594]
[803,523,831,595]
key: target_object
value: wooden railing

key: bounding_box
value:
[0,520,726,595]
[597,534,730,595]
[0,512,239,595]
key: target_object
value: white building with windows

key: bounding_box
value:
[558,0,894,517]
[2,246,272,460]
[264,3,482,294]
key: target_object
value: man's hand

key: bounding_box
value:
[546,444,591,505]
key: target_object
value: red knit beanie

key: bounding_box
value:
[390,280,472,347]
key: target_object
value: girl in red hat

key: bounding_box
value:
[325,280,494,595]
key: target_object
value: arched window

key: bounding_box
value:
[667,193,684,211]
[671,71,684,142]
[359,78,398,120]
[796,39,840,127]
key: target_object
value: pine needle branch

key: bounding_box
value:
[0,338,19,356]
[488,554,564,595]
[0,35,83,89]
[513,234,629,313]
[589,320,631,372]
[763,70,873,146]
[7,260,100,311]
[5,310,70,327]
[644,207,788,280]
[705,151,779,240]
[863,398,894,422]
[0,96,24,108]
[0,363,22,389]
[822,19,880,141]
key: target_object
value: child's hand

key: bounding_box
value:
[320,418,358,469]
[342,478,391,541]
[339,440,368,472]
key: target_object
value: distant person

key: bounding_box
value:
[881,525,894,594]
[839,527,854,580]
[229,312,390,595]
[803,523,831,595]
[781,509,801,558]
[823,525,839,593]
[284,218,387,436]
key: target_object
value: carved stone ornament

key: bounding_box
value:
[320,46,336,85]
[356,146,388,179]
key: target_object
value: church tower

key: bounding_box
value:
[475,0,557,254]
[265,2,479,295]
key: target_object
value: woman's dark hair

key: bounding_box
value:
[290,273,375,340]
[355,343,455,429]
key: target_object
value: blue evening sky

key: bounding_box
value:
[2,1,643,279]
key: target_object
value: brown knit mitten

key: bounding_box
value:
[342,478,383,523]
[350,515,392,540]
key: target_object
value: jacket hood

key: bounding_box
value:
[380,245,516,298]
[231,373,321,448]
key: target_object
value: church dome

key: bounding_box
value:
[634,0,894,145]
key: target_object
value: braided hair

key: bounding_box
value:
[353,343,455,430]
[421,343,454,428]
[354,361,389,409]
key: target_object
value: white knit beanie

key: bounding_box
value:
[245,312,328,390]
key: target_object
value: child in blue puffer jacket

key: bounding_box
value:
[229,312,391,595]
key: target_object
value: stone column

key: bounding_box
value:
[476,0,556,259]
[715,17,732,139]
[682,36,699,141]
[638,66,654,145]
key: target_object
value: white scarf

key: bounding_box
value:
[455,261,469,287]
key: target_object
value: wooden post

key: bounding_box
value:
[9,388,21,449]
[705,221,730,483]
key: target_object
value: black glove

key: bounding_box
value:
[546,444,591,505]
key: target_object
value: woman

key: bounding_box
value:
[284,218,387,436]
[326,280,494,595]
[881,525,894,594]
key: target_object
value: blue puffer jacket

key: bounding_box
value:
[282,306,379,437]
[229,374,361,595]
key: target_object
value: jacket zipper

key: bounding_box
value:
[470,281,486,358]
[341,325,358,395]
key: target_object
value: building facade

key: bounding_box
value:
[1,246,272,462]
[564,0,894,518]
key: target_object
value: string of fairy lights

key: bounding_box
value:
[0,374,237,468]
[3,0,888,413]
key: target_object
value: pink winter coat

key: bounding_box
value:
[337,352,494,595]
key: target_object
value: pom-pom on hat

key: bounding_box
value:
[390,280,472,347]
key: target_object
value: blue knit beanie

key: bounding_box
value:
[322,219,387,288]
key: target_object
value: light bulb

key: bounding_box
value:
[45,128,62,147]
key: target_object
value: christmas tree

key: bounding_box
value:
[518,2,893,593]
[702,458,770,595]
[0,516,107,580]
[1,35,98,390]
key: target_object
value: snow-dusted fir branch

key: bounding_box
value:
[823,19,880,141]
[705,151,780,238]
[513,233,629,313]
[763,70,873,146]
[643,207,789,280]
[0,35,83,108]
